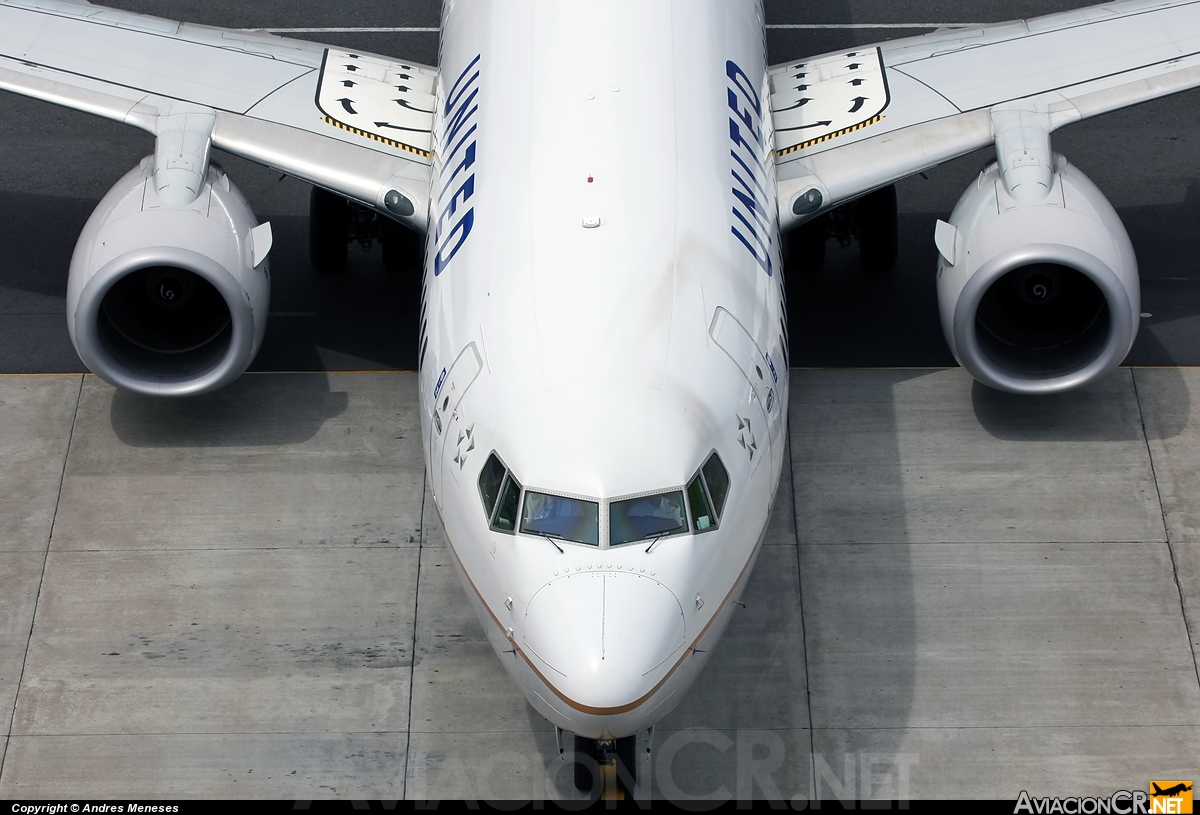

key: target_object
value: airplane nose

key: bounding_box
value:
[522,571,686,709]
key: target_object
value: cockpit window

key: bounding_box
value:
[609,491,687,546]
[481,451,729,546]
[687,452,730,533]
[493,475,521,532]
[702,454,730,517]
[521,491,600,546]
[478,451,521,533]
[478,453,506,521]
[688,475,715,531]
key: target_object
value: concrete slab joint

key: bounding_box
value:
[0,369,1197,798]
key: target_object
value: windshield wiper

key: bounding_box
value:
[540,534,565,554]
[645,532,670,553]
[644,525,683,553]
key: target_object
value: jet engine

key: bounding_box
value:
[66,157,272,396]
[935,154,1139,394]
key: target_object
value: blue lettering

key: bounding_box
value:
[440,141,476,198]
[732,224,772,275]
[730,149,767,196]
[444,54,481,116]
[732,171,771,228]
[435,176,475,242]
[732,206,769,253]
[726,60,761,116]
[435,209,474,276]
[443,122,478,168]
[444,87,480,147]
[433,55,481,277]
[729,119,765,172]
[726,59,773,277]
[728,88,762,149]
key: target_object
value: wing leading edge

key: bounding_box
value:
[0,0,436,229]
[772,0,1200,228]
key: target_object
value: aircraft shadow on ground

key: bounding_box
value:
[108,372,349,448]
[3,176,1199,377]
[0,184,423,376]
[971,331,1191,443]
[788,368,921,803]
[788,182,1200,371]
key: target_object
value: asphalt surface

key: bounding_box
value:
[1,0,1198,373]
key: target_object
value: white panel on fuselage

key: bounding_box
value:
[422,0,787,737]
[527,2,677,394]
[709,306,772,471]
[430,342,483,500]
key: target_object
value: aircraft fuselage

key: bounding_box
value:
[418,0,788,739]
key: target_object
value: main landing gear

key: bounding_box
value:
[785,183,899,273]
[571,733,639,800]
[308,186,423,274]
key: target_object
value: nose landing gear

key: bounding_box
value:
[571,733,638,799]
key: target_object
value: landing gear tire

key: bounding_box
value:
[309,187,351,274]
[785,214,828,273]
[381,217,423,273]
[857,184,898,272]
[573,734,600,794]
[615,735,637,796]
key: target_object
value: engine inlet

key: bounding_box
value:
[974,263,1111,377]
[97,265,233,377]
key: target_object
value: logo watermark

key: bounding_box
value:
[1014,783,1194,815]
[302,729,919,806]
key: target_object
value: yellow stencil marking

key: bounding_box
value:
[776,114,884,157]
[321,116,432,158]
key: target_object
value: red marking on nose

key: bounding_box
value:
[587,176,594,183]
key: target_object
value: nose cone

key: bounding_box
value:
[523,572,686,709]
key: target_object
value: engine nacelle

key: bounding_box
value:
[936,155,1139,394]
[67,158,271,396]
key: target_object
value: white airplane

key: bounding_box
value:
[2,0,1199,797]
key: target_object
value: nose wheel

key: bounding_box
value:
[572,734,637,799]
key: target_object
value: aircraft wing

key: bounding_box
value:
[0,0,436,228]
[772,0,1200,227]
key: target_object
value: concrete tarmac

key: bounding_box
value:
[0,368,1196,801]
[1,0,1199,802]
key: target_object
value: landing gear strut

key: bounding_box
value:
[572,734,638,798]
[857,183,899,271]
[308,187,423,274]
[308,187,351,274]
[784,183,899,273]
